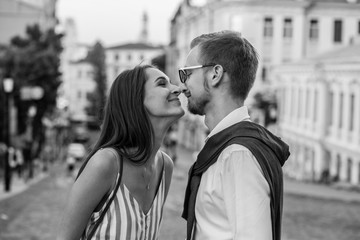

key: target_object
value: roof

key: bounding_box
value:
[106,43,163,50]
[276,42,360,71]
[69,58,92,64]
[17,0,43,11]
[311,42,360,63]
[310,0,358,3]
[266,0,359,3]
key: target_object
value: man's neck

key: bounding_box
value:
[204,98,243,131]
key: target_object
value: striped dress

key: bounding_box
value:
[82,157,166,240]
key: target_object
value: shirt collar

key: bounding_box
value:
[205,106,251,142]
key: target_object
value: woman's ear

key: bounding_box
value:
[210,65,225,87]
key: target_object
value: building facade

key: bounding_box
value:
[105,43,164,89]
[0,0,57,44]
[63,59,95,122]
[59,18,94,122]
[272,43,360,185]
[104,11,164,89]
[168,0,360,151]
[168,0,360,88]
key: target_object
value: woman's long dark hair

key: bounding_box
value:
[77,65,155,177]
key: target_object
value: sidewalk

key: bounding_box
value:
[0,169,48,202]
[284,177,360,203]
[1,145,360,204]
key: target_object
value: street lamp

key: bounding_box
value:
[3,78,14,192]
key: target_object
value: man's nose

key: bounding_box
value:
[179,83,189,94]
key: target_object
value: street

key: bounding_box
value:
[0,145,360,240]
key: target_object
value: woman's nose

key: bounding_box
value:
[171,85,181,96]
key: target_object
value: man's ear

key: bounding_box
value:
[210,65,225,87]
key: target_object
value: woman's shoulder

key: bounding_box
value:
[75,148,120,198]
[86,148,120,176]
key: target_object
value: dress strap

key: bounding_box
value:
[85,147,123,240]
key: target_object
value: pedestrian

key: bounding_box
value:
[179,30,290,240]
[15,148,24,178]
[57,64,184,240]
[66,153,76,177]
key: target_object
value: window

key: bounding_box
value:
[128,54,132,61]
[334,20,342,43]
[358,20,360,34]
[264,17,273,38]
[283,18,293,39]
[114,54,119,61]
[309,19,319,41]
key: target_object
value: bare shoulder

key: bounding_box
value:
[71,148,120,209]
[86,148,119,175]
[79,148,120,191]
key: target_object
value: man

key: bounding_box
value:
[179,30,290,240]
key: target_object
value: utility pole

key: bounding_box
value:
[3,78,14,192]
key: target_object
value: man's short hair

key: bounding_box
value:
[190,30,259,101]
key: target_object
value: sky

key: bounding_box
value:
[57,0,183,47]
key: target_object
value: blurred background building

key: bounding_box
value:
[105,12,164,88]
[273,43,360,185]
[59,18,94,123]
[105,42,164,89]
[0,0,57,45]
[167,0,360,185]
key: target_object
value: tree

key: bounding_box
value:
[85,41,107,124]
[0,24,63,160]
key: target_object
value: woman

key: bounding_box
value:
[57,65,184,240]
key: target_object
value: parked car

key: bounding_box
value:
[67,143,86,161]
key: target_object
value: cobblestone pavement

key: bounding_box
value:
[0,162,70,239]
[1,146,360,240]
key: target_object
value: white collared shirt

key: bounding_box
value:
[194,106,272,240]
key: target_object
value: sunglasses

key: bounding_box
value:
[178,64,216,84]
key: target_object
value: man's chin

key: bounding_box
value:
[187,105,204,116]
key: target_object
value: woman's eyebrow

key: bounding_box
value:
[154,76,169,82]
